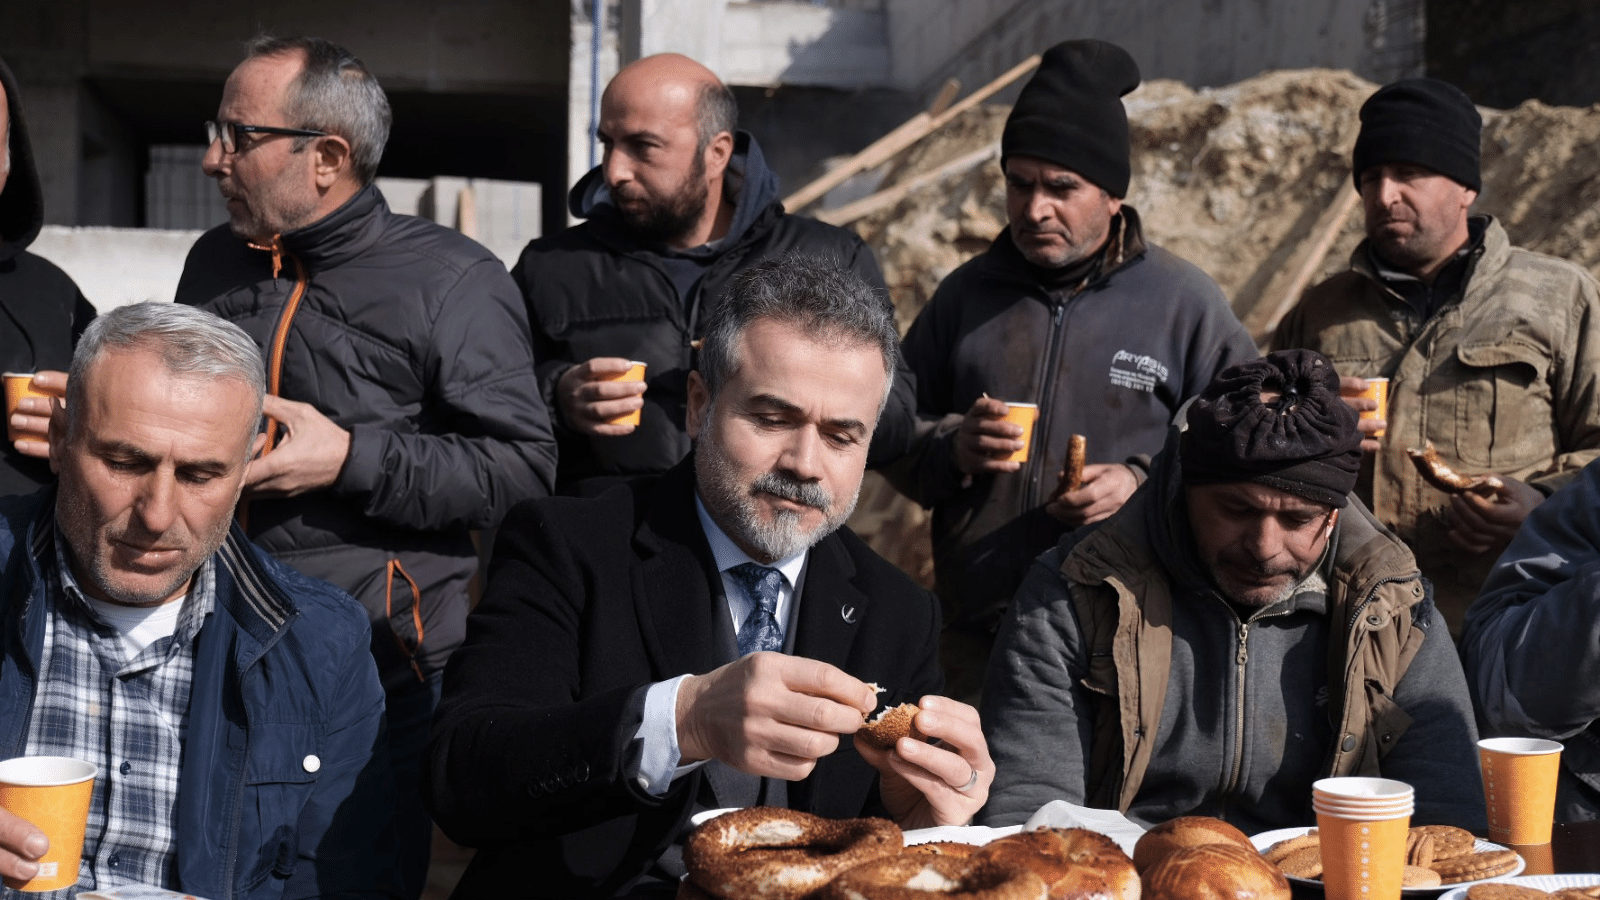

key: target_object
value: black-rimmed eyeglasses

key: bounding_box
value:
[205,120,328,154]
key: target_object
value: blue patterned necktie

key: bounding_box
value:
[730,563,785,656]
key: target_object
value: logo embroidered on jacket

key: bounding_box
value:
[1108,350,1170,393]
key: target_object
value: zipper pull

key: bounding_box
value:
[246,236,287,280]
[1236,622,1249,666]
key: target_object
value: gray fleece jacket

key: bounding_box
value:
[979,430,1485,833]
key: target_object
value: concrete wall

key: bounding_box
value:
[886,0,1423,101]
[30,227,203,311]
[30,176,539,313]
[2,0,568,226]
[619,0,890,87]
[569,0,899,209]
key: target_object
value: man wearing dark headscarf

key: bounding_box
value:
[978,350,1484,832]
[0,55,94,496]
[1275,77,1600,635]
[886,39,1256,703]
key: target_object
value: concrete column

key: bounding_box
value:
[567,0,622,222]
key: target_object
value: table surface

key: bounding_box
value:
[1522,821,1600,875]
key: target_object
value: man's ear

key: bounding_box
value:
[703,130,734,182]
[313,135,354,190]
[686,370,709,440]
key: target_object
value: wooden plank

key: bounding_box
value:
[814,144,999,227]
[1248,186,1361,344]
[926,78,961,117]
[782,54,1042,212]
[457,185,478,239]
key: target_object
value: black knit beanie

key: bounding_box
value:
[1352,78,1482,191]
[1001,39,1140,198]
[1180,350,1361,509]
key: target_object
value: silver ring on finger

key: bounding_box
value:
[954,766,980,793]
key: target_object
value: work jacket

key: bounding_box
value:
[0,490,398,899]
[175,184,558,681]
[980,430,1485,833]
[889,209,1257,634]
[1463,459,1600,822]
[1275,216,1600,630]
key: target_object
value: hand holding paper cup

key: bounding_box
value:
[1479,737,1562,845]
[997,401,1039,463]
[3,374,52,444]
[601,361,648,427]
[0,756,97,891]
[1355,377,1388,438]
[1313,776,1413,900]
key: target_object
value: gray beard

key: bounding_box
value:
[695,442,859,563]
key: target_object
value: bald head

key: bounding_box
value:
[598,53,737,248]
[605,54,736,154]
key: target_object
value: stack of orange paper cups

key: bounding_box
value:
[1313,776,1414,900]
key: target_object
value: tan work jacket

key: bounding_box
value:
[1061,498,1429,813]
[1275,217,1600,630]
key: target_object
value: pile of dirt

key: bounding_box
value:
[843,67,1600,585]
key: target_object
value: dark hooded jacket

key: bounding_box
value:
[513,131,913,494]
[0,57,94,497]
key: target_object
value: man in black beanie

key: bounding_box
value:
[1276,77,1600,635]
[979,349,1484,833]
[887,39,1256,703]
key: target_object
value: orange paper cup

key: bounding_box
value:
[602,361,647,427]
[3,374,50,444]
[1480,737,1562,844]
[1316,808,1411,900]
[1509,839,1555,875]
[998,402,1039,463]
[0,756,97,891]
[1356,377,1388,438]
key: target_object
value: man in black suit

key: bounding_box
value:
[425,255,991,898]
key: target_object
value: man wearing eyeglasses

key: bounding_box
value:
[173,35,558,900]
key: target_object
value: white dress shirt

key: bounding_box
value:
[630,496,809,794]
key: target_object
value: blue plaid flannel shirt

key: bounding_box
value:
[8,525,213,898]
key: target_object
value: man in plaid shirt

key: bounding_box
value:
[0,302,396,898]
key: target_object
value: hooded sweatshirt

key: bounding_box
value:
[0,57,94,498]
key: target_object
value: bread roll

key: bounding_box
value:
[859,703,924,751]
[1131,817,1253,874]
[1141,843,1290,900]
[976,827,1139,900]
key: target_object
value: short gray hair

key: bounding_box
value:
[698,254,898,413]
[246,35,391,185]
[67,303,265,435]
[696,80,738,152]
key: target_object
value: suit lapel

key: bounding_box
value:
[791,530,869,677]
[632,461,728,680]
